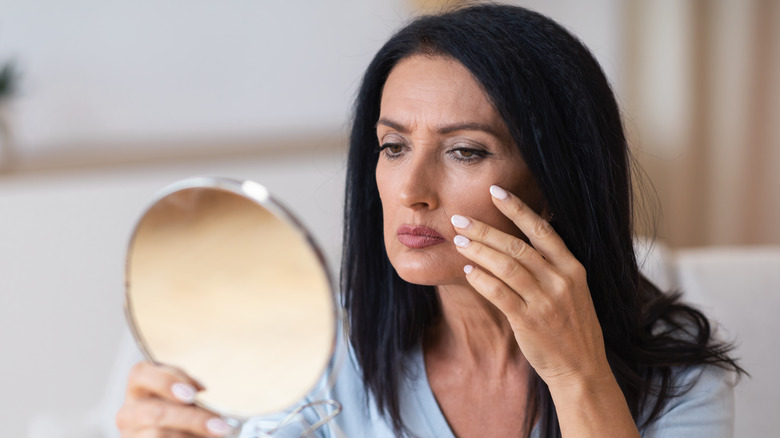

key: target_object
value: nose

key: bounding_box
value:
[398,154,440,210]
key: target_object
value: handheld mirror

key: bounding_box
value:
[125,177,340,435]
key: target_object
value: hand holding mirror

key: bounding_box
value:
[124,177,342,437]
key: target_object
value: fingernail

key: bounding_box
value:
[171,382,196,404]
[206,418,236,436]
[450,215,471,229]
[490,185,508,200]
[454,235,471,248]
[464,264,474,274]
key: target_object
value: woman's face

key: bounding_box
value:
[376,55,544,286]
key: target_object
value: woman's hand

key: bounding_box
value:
[116,361,237,437]
[450,184,609,386]
[451,184,640,437]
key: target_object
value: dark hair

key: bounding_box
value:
[341,4,743,437]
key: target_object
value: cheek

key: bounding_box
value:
[443,177,510,230]
[375,162,395,203]
[447,175,537,239]
[375,168,396,239]
[469,200,521,238]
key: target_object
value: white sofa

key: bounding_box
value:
[28,243,780,437]
[636,242,780,437]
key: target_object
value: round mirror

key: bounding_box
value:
[124,177,338,421]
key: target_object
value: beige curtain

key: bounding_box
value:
[624,0,780,247]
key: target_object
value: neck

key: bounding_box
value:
[426,283,525,372]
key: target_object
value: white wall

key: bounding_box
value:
[0,0,408,155]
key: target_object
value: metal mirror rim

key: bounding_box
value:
[123,176,341,418]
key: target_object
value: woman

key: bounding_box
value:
[117,4,742,437]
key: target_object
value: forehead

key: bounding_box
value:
[379,55,502,127]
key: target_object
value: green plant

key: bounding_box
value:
[0,61,17,100]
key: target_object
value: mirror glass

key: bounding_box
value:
[125,177,337,420]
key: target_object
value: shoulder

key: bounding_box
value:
[639,364,737,438]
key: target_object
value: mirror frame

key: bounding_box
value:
[123,176,341,419]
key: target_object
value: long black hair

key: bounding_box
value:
[341,4,742,436]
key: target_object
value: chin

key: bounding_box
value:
[390,257,464,287]
[395,270,441,286]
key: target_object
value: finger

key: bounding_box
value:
[454,236,544,302]
[488,185,573,266]
[117,398,236,437]
[463,264,527,325]
[126,361,203,404]
[450,214,557,283]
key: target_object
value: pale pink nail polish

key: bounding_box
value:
[490,185,509,200]
[206,418,235,436]
[451,215,471,229]
[454,235,471,248]
[464,264,474,274]
[171,382,196,404]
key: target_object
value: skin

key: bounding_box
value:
[376,55,640,437]
[116,362,233,437]
[116,54,640,438]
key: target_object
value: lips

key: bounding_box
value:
[396,224,446,249]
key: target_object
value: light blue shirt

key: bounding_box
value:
[241,341,735,437]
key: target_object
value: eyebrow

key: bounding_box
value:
[376,118,502,138]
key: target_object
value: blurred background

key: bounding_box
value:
[0,0,777,437]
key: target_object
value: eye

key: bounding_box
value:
[377,143,405,159]
[450,147,489,162]
[385,144,403,154]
